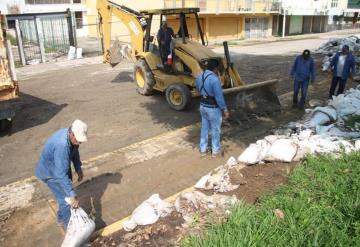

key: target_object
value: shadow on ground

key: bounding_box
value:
[0,93,67,137]
[111,71,133,83]
[77,172,122,230]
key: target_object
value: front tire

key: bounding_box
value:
[133,59,155,95]
[165,83,191,111]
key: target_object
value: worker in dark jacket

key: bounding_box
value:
[290,49,316,109]
[35,119,88,229]
[196,59,229,157]
[157,22,175,63]
[329,45,356,98]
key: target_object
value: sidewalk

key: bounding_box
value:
[211,28,360,47]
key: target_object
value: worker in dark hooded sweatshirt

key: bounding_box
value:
[329,44,356,98]
[290,49,316,109]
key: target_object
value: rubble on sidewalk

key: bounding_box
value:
[174,191,238,228]
[194,156,241,193]
[237,86,360,165]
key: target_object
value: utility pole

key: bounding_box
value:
[282,8,286,38]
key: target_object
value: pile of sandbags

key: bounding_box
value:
[316,35,360,72]
[237,86,360,165]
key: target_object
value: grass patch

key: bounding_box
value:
[345,115,360,128]
[183,153,360,247]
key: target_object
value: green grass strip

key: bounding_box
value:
[183,153,360,247]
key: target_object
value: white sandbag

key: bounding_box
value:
[336,140,355,153]
[256,139,271,159]
[265,139,298,162]
[76,48,83,59]
[67,46,76,60]
[237,143,262,165]
[298,129,313,140]
[309,112,331,127]
[61,206,95,247]
[123,194,173,231]
[355,140,360,150]
[293,139,316,161]
[264,135,285,144]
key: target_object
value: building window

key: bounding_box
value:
[25,0,71,4]
[75,11,83,29]
[331,0,338,8]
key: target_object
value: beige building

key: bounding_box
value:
[165,0,280,41]
[86,0,280,42]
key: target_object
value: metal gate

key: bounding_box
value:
[245,17,269,39]
[7,12,75,65]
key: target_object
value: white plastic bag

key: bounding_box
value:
[61,207,95,247]
[123,194,173,231]
[237,140,271,165]
[237,143,262,165]
[265,139,298,162]
[67,46,76,60]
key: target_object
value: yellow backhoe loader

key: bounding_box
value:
[0,15,19,131]
[97,0,280,115]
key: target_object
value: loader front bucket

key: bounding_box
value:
[223,79,281,121]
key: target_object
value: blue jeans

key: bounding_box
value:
[45,179,71,228]
[293,80,309,107]
[199,105,222,154]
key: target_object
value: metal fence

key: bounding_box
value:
[7,11,75,66]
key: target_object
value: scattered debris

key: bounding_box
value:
[195,157,241,193]
[273,209,285,219]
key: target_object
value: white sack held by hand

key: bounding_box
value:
[61,207,95,247]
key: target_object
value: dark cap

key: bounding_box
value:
[205,59,219,71]
[303,49,310,56]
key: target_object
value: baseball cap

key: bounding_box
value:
[71,119,88,142]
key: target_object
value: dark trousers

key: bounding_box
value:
[293,80,309,108]
[329,76,347,98]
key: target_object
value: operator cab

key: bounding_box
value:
[140,8,206,74]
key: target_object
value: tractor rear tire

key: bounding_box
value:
[133,59,155,96]
[165,83,191,111]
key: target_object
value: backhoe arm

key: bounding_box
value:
[97,0,147,63]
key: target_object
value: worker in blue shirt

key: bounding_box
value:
[196,59,229,157]
[35,119,88,229]
[329,45,356,98]
[290,49,316,109]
